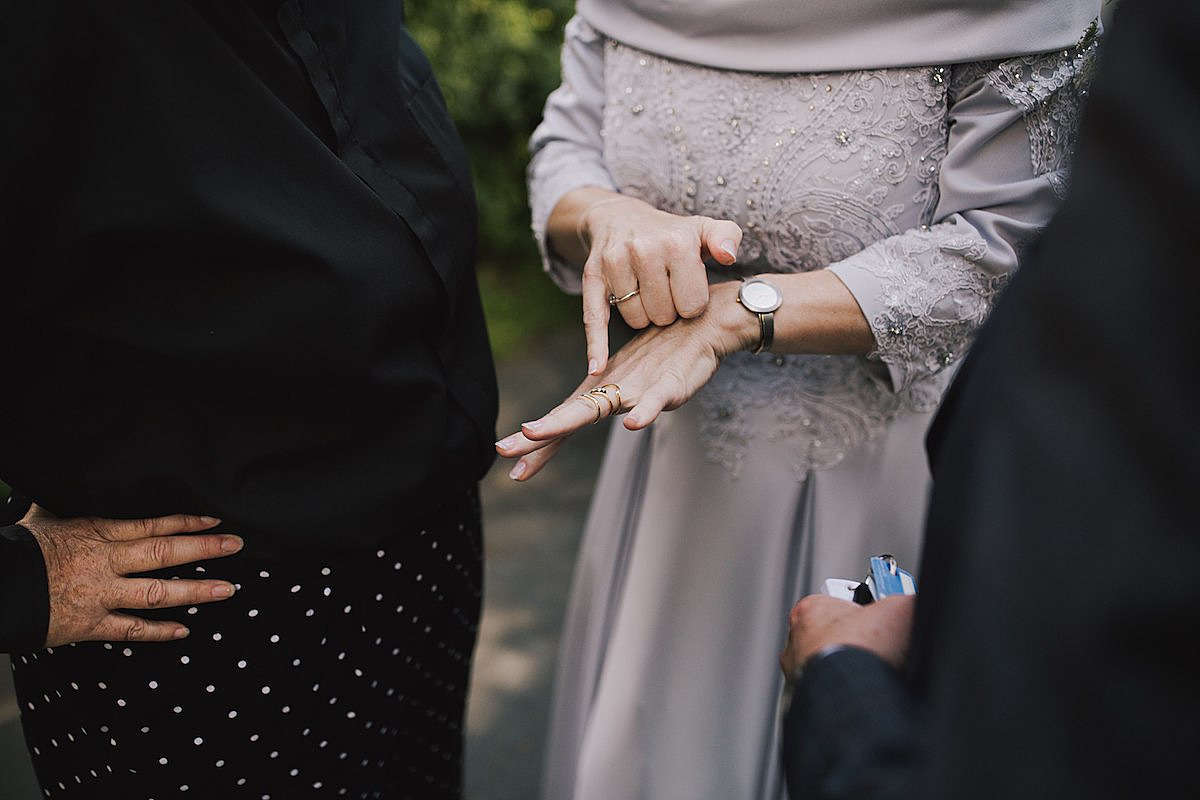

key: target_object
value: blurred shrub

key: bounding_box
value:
[406,0,575,269]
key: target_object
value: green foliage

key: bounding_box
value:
[406,0,575,270]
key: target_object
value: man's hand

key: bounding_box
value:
[20,505,243,647]
[780,594,916,679]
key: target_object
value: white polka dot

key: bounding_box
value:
[250,734,260,742]
[193,737,203,746]
[237,779,246,786]
[97,682,107,690]
[205,685,215,693]
[228,711,238,719]
[215,760,225,768]
[305,609,314,617]
[290,584,301,593]
[187,607,198,615]
[281,706,291,714]
[212,633,222,641]
[374,593,383,601]
[116,699,126,707]
[248,609,259,618]
[180,656,190,665]
[376,549,385,558]
[158,757,168,765]
[321,567,331,576]
[393,562,402,570]
[261,686,271,695]
[259,570,270,578]
[343,605,352,614]
[289,768,300,776]
[237,660,247,669]
[269,750,279,759]
[346,711,356,719]
[292,659,301,667]
[173,706,183,714]
[270,634,280,643]
[180,785,188,792]
[323,587,332,596]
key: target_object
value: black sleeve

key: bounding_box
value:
[0,524,49,653]
[783,648,922,800]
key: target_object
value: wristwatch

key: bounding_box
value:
[736,277,783,354]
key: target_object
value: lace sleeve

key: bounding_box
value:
[828,31,1098,393]
[527,15,616,294]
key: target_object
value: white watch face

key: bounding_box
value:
[740,280,782,313]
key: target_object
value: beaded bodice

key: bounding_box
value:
[598,37,1093,476]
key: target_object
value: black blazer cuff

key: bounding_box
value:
[0,524,49,653]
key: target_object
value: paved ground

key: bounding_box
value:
[0,326,602,800]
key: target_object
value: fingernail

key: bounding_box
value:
[495,435,518,451]
[212,583,235,598]
[508,461,528,481]
[588,358,600,375]
[521,420,542,433]
[199,516,221,525]
[174,627,190,639]
[720,240,737,261]
[220,536,244,553]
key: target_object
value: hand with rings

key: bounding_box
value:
[562,188,743,377]
[496,283,750,481]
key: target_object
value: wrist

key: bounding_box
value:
[711,281,762,355]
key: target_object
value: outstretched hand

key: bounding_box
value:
[21,506,244,647]
[575,192,743,374]
[496,281,754,481]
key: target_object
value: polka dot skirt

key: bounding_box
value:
[12,487,483,799]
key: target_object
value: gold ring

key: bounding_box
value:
[587,387,616,417]
[608,288,640,306]
[577,393,604,424]
[592,383,623,413]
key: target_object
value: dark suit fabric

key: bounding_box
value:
[785,0,1200,796]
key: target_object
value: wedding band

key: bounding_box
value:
[591,383,623,413]
[577,392,604,424]
[608,288,640,305]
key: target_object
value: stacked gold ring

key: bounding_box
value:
[577,392,604,424]
[577,383,624,424]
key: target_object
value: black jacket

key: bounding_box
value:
[784,1,1200,796]
[0,0,498,651]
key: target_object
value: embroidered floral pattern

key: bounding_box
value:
[584,38,1088,476]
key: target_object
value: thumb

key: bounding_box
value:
[699,219,743,266]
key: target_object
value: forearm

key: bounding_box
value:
[0,524,49,653]
[786,647,923,800]
[706,271,875,358]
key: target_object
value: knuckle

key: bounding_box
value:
[148,536,174,566]
[144,579,169,608]
[122,618,148,641]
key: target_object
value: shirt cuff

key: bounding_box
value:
[0,524,50,653]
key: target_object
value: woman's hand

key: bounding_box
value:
[496,282,755,480]
[554,188,743,375]
[21,505,244,647]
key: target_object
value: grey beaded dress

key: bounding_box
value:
[528,14,1096,800]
